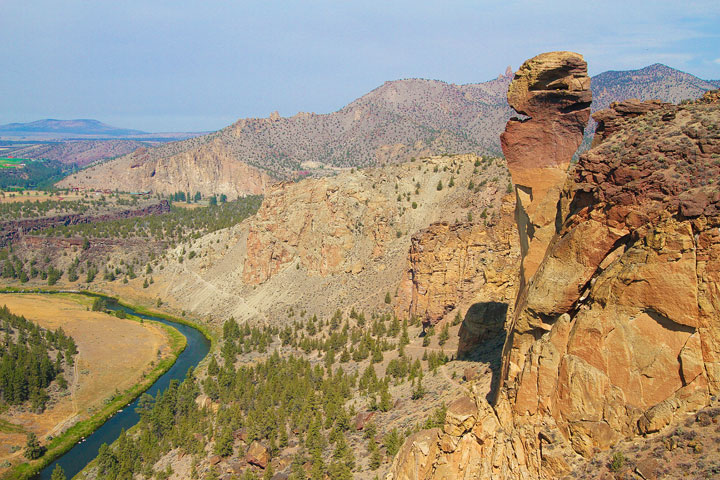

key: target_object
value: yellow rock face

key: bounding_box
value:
[387,59,720,480]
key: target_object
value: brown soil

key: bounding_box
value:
[0,293,170,469]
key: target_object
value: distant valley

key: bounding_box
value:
[0,119,206,172]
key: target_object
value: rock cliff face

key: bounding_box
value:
[145,154,513,325]
[0,201,170,247]
[394,195,519,332]
[388,54,720,479]
[500,51,592,287]
[503,88,720,463]
[58,139,272,199]
[243,155,509,286]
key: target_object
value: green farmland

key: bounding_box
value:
[0,157,28,168]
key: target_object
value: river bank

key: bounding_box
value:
[0,289,210,480]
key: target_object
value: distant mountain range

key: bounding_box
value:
[592,63,720,107]
[0,119,147,138]
[58,63,719,198]
[0,119,207,166]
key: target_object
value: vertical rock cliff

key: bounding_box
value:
[388,52,720,479]
[500,51,591,288]
[394,194,519,330]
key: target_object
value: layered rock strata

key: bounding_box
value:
[58,141,272,200]
[0,201,170,247]
[242,154,508,287]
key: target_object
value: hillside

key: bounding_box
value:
[591,63,720,109]
[57,64,718,199]
[3,139,151,167]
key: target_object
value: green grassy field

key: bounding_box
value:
[0,157,28,168]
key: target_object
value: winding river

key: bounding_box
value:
[29,299,211,480]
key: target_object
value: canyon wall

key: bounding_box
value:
[57,140,272,200]
[388,52,720,479]
[0,201,170,247]
[137,154,513,325]
[394,195,519,340]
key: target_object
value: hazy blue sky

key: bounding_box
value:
[1,0,719,132]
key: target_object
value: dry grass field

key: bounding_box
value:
[0,293,171,468]
[170,201,206,210]
[0,190,149,204]
[0,191,86,204]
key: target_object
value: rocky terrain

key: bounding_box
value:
[100,154,514,327]
[56,64,718,198]
[394,201,518,329]
[60,141,273,199]
[387,54,720,480]
[3,53,720,480]
[0,201,169,247]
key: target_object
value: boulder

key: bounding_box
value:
[443,396,477,436]
[245,441,270,469]
[354,411,375,431]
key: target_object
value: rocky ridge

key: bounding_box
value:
[56,64,717,198]
[394,196,519,333]
[388,54,720,480]
[0,201,170,247]
[59,140,272,199]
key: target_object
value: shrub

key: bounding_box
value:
[609,451,625,472]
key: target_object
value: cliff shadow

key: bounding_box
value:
[457,301,508,402]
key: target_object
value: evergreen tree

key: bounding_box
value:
[24,432,45,460]
[51,465,67,480]
[438,323,450,346]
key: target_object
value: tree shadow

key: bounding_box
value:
[457,301,508,403]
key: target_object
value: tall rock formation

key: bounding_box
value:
[394,194,519,331]
[500,51,591,287]
[388,52,720,479]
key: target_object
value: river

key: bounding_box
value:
[30,300,211,480]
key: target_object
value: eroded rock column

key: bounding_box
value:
[500,51,591,288]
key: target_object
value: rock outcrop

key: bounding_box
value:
[500,51,592,287]
[388,52,720,479]
[58,139,272,200]
[152,154,512,325]
[590,98,667,147]
[243,155,509,287]
[394,194,519,328]
[503,89,720,462]
[0,201,170,247]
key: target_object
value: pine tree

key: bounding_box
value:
[51,465,67,480]
[438,323,450,346]
[379,384,392,412]
[24,432,45,460]
[207,355,220,376]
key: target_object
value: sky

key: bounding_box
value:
[1,0,719,132]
